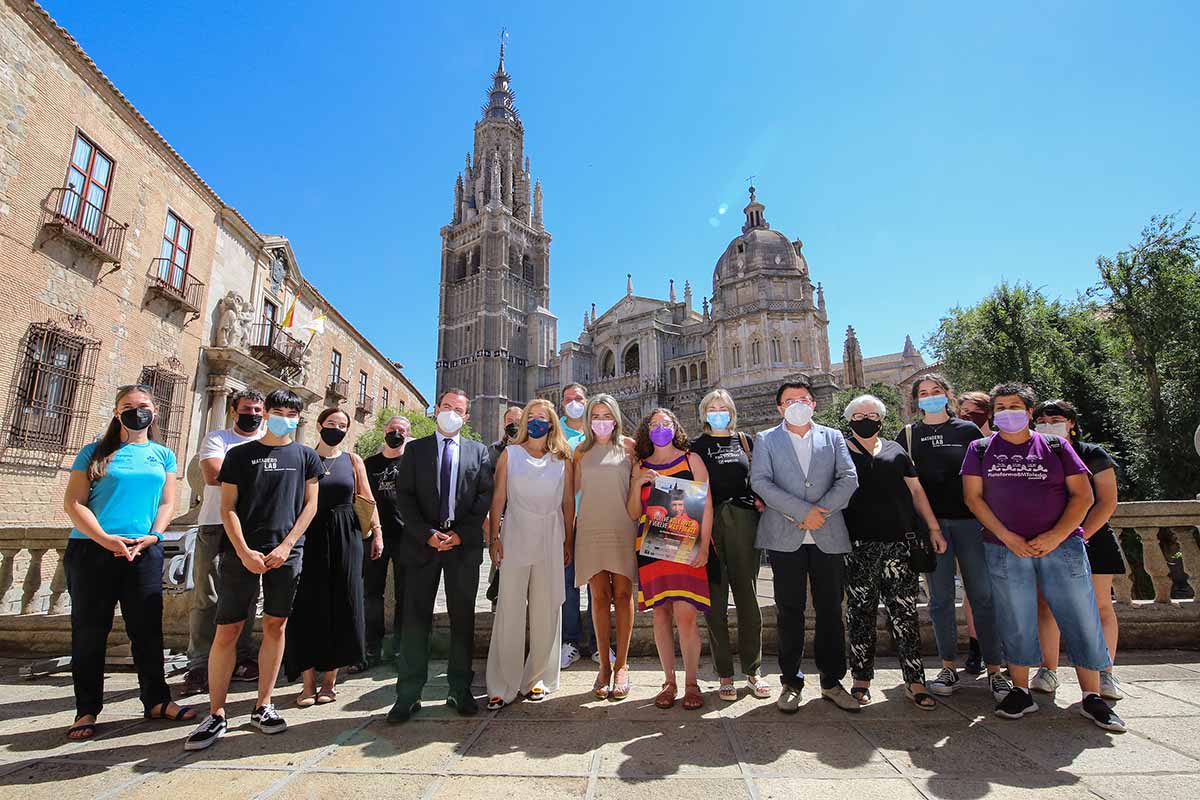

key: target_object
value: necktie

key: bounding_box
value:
[438,437,453,526]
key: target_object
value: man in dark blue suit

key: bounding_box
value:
[388,389,493,723]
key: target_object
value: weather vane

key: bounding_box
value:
[746,174,757,200]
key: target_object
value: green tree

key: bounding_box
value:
[814,382,907,441]
[354,408,481,458]
[1090,213,1200,499]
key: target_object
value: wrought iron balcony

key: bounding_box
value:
[357,394,375,415]
[327,378,350,400]
[41,187,127,264]
[145,259,204,315]
[248,322,304,372]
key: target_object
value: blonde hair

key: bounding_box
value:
[698,388,738,433]
[578,393,625,454]
[512,398,571,460]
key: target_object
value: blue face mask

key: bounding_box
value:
[266,413,298,437]
[526,418,551,439]
[707,411,731,430]
[918,395,950,415]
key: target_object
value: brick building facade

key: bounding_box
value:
[0,0,424,615]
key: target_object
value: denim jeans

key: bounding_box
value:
[561,559,594,651]
[927,517,1003,666]
[985,537,1111,671]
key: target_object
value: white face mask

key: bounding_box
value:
[784,401,814,427]
[1035,422,1069,439]
[564,400,586,420]
[437,409,465,434]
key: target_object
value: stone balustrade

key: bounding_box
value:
[1,500,1196,656]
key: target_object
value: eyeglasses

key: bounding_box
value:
[649,421,674,430]
[849,413,882,422]
[781,398,814,408]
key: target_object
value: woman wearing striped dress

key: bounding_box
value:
[627,408,713,711]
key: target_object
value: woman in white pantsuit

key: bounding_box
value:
[486,399,576,710]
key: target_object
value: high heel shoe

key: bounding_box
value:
[611,665,631,701]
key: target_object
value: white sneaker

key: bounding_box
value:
[559,643,580,670]
[1030,668,1060,694]
[591,648,616,665]
[1099,671,1124,701]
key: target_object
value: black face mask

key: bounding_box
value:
[504,423,519,440]
[236,413,262,433]
[849,418,883,438]
[320,427,347,446]
[385,431,406,448]
[120,407,154,431]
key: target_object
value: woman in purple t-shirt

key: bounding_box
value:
[961,383,1125,734]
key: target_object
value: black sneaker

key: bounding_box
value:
[447,692,479,716]
[964,638,983,676]
[994,687,1038,719]
[386,700,421,724]
[927,667,960,696]
[184,713,227,751]
[250,704,287,734]
[1080,694,1127,733]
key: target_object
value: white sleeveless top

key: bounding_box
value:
[500,444,567,579]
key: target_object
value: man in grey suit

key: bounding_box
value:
[751,380,860,713]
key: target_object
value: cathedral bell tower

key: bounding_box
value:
[435,42,557,443]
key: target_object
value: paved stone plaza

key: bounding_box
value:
[1,652,1199,799]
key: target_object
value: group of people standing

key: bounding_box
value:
[58,369,1130,748]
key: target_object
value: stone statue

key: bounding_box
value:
[216,291,245,347]
[298,346,314,386]
[234,297,255,350]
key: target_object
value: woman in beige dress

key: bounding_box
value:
[573,393,638,700]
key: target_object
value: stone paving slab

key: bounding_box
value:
[0,652,1198,799]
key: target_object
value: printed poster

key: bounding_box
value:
[638,475,708,563]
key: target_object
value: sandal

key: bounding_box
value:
[905,686,937,711]
[144,702,196,722]
[316,687,337,705]
[593,678,611,700]
[611,667,631,701]
[747,675,772,699]
[526,686,547,702]
[66,716,96,740]
[487,695,505,711]
[295,692,317,708]
[682,684,704,711]
[654,682,678,709]
[850,686,872,705]
[718,679,738,702]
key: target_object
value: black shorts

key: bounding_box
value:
[215,537,304,624]
[1085,527,1127,576]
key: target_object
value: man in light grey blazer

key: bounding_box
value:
[751,379,860,713]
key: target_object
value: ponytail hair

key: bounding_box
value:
[88,384,160,482]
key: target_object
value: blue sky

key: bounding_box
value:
[45,1,1200,402]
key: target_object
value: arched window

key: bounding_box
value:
[689,364,698,383]
[732,344,742,369]
[792,336,802,362]
[623,343,640,375]
[771,337,781,363]
[601,350,615,378]
[751,339,761,366]
[669,367,677,388]
[700,362,708,383]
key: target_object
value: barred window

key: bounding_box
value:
[137,364,187,457]
[3,321,100,454]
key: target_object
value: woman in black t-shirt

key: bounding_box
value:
[1030,400,1124,701]
[690,389,770,702]
[842,395,945,710]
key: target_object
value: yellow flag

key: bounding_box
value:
[281,296,297,328]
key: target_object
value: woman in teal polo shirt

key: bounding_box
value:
[61,384,196,739]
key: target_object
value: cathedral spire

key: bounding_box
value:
[482,37,520,123]
[742,184,769,233]
[669,279,676,303]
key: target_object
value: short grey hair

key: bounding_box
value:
[384,415,409,428]
[843,394,887,421]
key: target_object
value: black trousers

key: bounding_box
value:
[394,546,482,705]
[364,529,405,655]
[768,544,847,690]
[65,538,171,718]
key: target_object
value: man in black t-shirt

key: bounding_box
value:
[186,390,322,752]
[361,414,410,666]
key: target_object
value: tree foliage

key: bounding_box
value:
[923,213,1200,500]
[353,407,481,458]
[814,382,907,441]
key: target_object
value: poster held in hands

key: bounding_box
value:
[638,475,708,563]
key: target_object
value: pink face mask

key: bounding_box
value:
[591,419,616,440]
